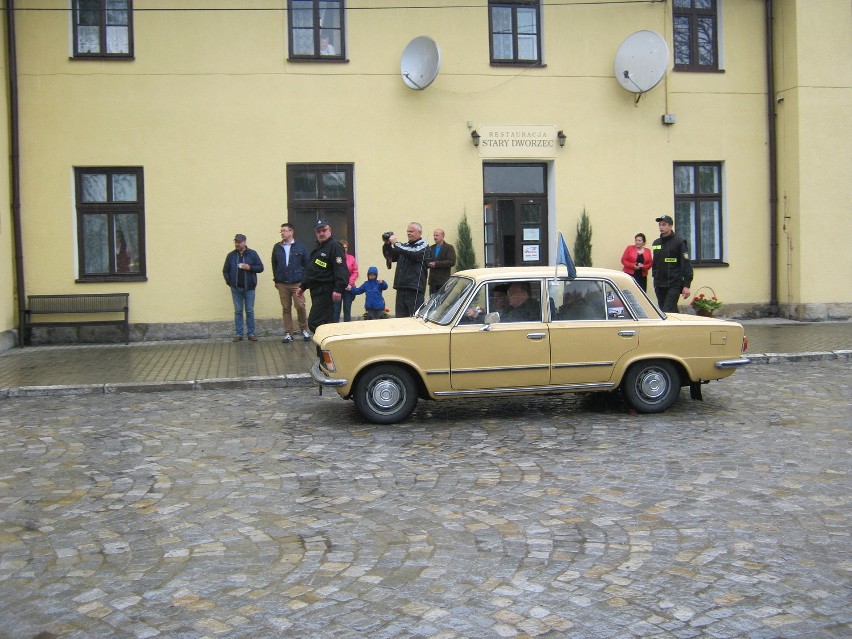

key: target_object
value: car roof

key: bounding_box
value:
[454,266,632,284]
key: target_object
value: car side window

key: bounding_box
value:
[457,285,490,324]
[604,282,629,319]
[549,280,608,321]
[498,280,542,323]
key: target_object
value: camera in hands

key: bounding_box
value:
[381,232,395,268]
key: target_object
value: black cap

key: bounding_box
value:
[655,215,674,225]
[234,233,247,242]
[314,219,330,230]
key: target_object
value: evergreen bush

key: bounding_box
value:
[456,210,478,271]
[574,209,593,267]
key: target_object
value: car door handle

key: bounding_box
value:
[527,333,547,340]
[618,330,637,337]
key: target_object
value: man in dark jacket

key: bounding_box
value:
[427,228,457,296]
[387,222,429,317]
[501,281,541,322]
[296,220,349,333]
[223,233,264,341]
[651,215,693,313]
[271,223,311,343]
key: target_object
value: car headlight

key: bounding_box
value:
[320,350,336,373]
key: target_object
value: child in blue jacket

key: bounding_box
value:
[351,266,388,319]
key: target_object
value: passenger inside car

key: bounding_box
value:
[460,283,512,323]
[500,281,541,322]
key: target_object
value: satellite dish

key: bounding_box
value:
[400,36,441,90]
[614,30,668,97]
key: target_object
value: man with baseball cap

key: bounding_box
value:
[296,220,349,333]
[651,215,693,313]
[223,233,264,341]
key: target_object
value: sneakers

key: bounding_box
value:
[282,333,293,343]
[248,335,258,342]
[233,336,243,342]
[302,329,311,341]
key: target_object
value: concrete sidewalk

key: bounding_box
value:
[0,319,849,398]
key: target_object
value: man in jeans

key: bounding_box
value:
[271,223,311,343]
[223,233,264,341]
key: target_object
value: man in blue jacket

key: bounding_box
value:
[272,223,311,343]
[223,233,264,341]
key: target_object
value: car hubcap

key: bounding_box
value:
[370,378,403,410]
[638,369,668,401]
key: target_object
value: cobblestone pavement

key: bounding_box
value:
[0,359,849,639]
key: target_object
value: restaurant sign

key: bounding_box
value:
[476,125,562,158]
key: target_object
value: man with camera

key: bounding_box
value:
[385,222,429,317]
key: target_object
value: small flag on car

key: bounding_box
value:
[557,231,577,280]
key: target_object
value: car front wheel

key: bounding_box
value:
[353,364,418,424]
[622,360,681,413]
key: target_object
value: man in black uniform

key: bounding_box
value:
[296,220,349,333]
[651,214,693,313]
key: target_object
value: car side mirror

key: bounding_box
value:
[483,312,500,325]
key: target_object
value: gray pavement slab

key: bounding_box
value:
[0,337,317,397]
[0,359,849,638]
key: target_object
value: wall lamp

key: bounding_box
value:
[471,129,481,147]
[557,130,566,147]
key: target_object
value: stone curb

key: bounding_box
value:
[745,350,851,365]
[0,374,314,399]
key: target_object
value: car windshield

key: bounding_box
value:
[418,276,474,325]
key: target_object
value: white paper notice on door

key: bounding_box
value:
[523,245,539,262]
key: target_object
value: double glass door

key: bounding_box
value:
[483,164,548,267]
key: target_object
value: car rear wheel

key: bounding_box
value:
[353,364,418,424]
[622,360,681,413]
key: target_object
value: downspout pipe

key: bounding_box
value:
[5,0,25,344]
[765,0,779,314]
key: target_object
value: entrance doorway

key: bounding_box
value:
[483,164,548,267]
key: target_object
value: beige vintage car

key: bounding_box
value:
[311,267,750,424]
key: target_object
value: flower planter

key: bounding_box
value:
[690,286,722,317]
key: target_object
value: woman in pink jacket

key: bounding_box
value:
[620,233,652,291]
[334,239,359,321]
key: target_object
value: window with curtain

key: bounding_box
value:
[673,162,724,264]
[75,167,146,280]
[288,0,345,60]
[73,0,133,58]
[488,1,541,65]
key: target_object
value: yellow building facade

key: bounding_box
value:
[2,0,850,348]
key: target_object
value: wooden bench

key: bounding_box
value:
[21,293,130,346]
